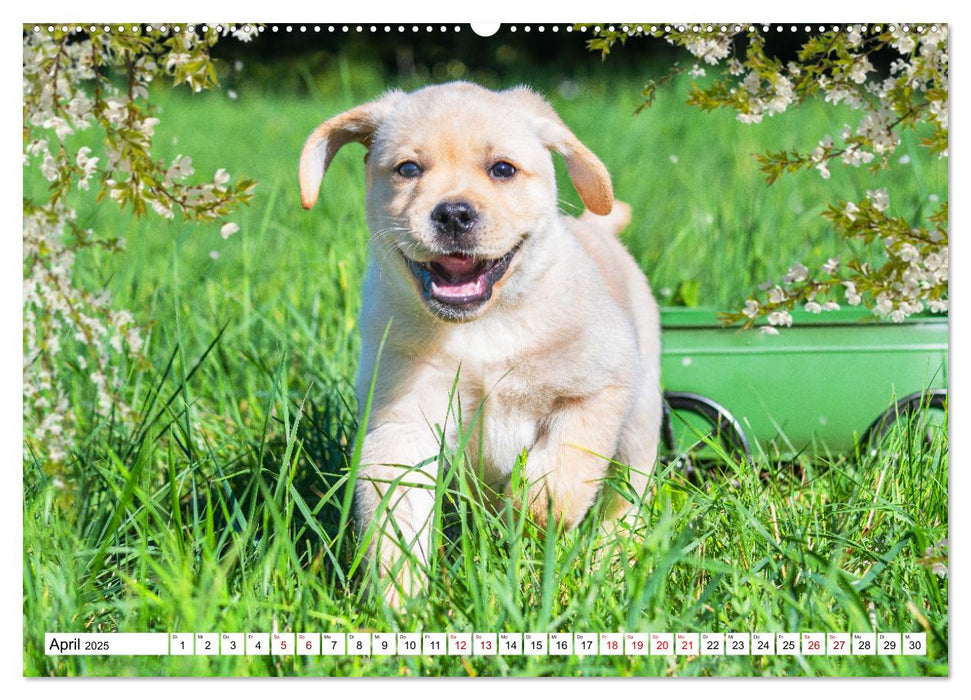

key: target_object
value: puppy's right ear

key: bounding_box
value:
[299,91,401,210]
[504,86,614,216]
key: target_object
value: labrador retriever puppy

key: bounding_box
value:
[299,82,661,606]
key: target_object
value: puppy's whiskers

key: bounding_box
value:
[369,226,412,248]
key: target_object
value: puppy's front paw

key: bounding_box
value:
[377,560,425,609]
[356,450,437,609]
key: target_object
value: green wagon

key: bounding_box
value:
[660,307,948,462]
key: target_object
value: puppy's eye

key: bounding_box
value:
[395,161,422,178]
[489,161,517,180]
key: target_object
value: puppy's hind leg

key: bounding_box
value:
[603,381,663,527]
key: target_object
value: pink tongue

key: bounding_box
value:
[431,276,486,298]
[433,254,478,276]
[429,255,486,298]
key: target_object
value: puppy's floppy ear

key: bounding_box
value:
[505,86,614,216]
[299,90,402,210]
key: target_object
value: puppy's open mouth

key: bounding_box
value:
[403,242,522,315]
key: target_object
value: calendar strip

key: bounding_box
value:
[44,632,928,657]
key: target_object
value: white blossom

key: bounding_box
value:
[43,116,73,141]
[857,110,900,154]
[166,52,191,72]
[167,154,195,181]
[737,109,764,125]
[684,34,731,65]
[847,56,874,84]
[742,71,762,94]
[874,293,894,315]
[841,145,874,167]
[103,97,129,126]
[768,75,794,115]
[896,243,920,262]
[137,117,160,137]
[890,58,912,76]
[232,25,256,43]
[867,188,890,212]
[783,263,809,283]
[66,93,94,125]
[151,198,174,219]
[923,252,943,271]
[892,28,916,54]
[929,100,948,130]
[75,147,99,190]
[40,153,59,181]
[824,85,863,109]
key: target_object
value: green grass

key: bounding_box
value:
[23,67,948,676]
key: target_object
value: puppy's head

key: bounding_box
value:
[300,82,613,322]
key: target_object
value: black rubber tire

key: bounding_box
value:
[860,389,948,450]
[662,391,752,462]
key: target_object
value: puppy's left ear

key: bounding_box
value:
[299,90,402,210]
[506,87,614,216]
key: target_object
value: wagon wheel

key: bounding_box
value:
[661,391,752,478]
[860,389,948,455]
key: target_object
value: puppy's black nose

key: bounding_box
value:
[431,200,478,237]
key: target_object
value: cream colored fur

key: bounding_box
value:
[299,82,661,606]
